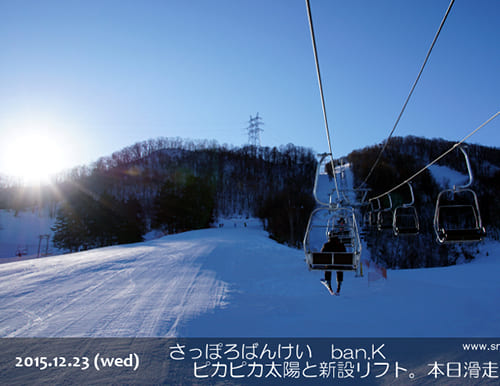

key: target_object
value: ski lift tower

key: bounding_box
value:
[37,234,50,257]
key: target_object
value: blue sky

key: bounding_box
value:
[0,0,499,180]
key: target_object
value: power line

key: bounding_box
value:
[368,110,500,203]
[358,0,456,189]
[305,0,340,201]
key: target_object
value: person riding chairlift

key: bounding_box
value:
[320,231,346,295]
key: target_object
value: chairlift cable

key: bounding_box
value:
[357,0,456,189]
[368,110,500,203]
[305,0,340,201]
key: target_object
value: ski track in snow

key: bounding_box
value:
[0,221,499,338]
[0,237,230,337]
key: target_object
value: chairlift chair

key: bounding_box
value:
[304,154,362,272]
[376,195,394,231]
[312,153,340,207]
[362,211,371,230]
[313,153,361,207]
[306,154,363,267]
[366,199,380,230]
[434,189,486,243]
[393,183,419,236]
[303,206,361,272]
[433,146,486,244]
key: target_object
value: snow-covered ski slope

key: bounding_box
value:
[1,218,499,337]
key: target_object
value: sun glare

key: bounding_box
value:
[4,133,68,185]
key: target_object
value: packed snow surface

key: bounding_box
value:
[428,164,468,189]
[0,218,498,338]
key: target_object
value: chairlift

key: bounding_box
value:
[303,154,362,272]
[393,183,419,236]
[312,153,340,207]
[433,146,486,243]
[303,206,361,272]
[359,190,373,231]
[313,153,363,207]
[362,211,372,230]
[376,195,394,231]
[366,199,380,230]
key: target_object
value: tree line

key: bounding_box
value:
[24,138,317,252]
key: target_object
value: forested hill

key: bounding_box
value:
[347,136,500,269]
[1,135,498,263]
[0,138,316,252]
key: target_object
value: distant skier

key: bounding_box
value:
[320,232,346,295]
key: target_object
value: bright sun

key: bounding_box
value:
[5,133,67,185]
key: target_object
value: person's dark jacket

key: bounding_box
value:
[321,236,346,253]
